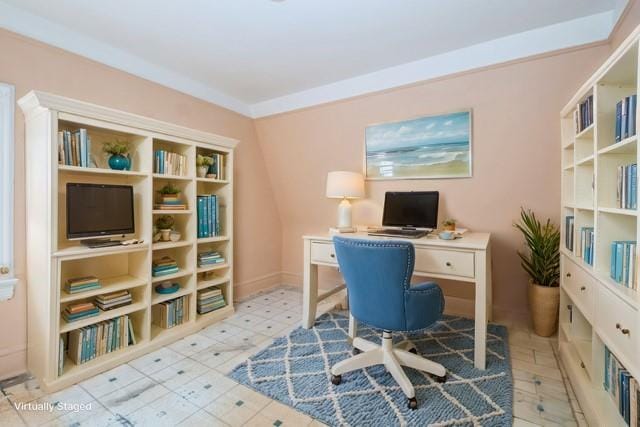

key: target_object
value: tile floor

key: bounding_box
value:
[0,286,584,426]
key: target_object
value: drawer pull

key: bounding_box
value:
[566,273,572,278]
[621,328,630,335]
[580,286,586,291]
[580,361,585,369]
[445,262,452,267]
[330,253,335,258]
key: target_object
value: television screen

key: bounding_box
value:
[66,183,135,239]
[382,191,439,229]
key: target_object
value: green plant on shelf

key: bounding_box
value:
[196,154,214,167]
[102,140,129,155]
[158,183,181,195]
[155,215,175,231]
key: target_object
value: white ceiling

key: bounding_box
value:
[0,0,627,117]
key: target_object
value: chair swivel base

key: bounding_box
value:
[330,332,447,410]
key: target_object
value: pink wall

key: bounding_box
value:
[0,29,282,379]
[254,43,631,317]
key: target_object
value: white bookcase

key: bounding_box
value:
[18,91,237,392]
[560,27,640,426]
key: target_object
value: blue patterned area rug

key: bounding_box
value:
[229,312,512,426]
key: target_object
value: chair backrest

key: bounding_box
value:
[333,236,414,331]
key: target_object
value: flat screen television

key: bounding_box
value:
[66,183,135,240]
[382,191,439,229]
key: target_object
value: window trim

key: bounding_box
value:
[0,83,16,301]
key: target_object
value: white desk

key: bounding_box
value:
[302,231,492,370]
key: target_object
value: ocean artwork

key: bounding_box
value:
[365,111,472,179]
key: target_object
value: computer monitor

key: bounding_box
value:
[382,191,439,230]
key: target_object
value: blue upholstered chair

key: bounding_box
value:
[330,236,447,410]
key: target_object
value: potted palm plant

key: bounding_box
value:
[514,208,560,337]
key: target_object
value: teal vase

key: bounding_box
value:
[108,154,130,170]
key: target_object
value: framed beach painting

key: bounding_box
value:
[364,110,472,179]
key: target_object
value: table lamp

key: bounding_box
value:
[326,171,365,232]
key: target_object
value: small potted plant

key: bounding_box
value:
[155,215,175,241]
[442,219,457,231]
[514,208,560,337]
[158,183,181,204]
[196,154,213,178]
[102,140,130,170]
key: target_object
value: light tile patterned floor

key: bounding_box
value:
[0,286,583,426]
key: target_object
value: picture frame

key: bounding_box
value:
[364,110,473,180]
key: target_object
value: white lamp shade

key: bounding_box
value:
[326,171,365,199]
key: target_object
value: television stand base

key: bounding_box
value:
[82,239,123,249]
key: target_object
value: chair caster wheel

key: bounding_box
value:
[408,397,418,410]
[434,373,447,383]
[352,348,361,355]
[331,374,342,385]
[408,347,417,354]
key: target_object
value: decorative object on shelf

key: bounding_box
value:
[155,215,175,241]
[155,281,180,294]
[156,183,187,210]
[442,219,456,231]
[326,171,364,230]
[62,302,99,323]
[95,290,132,311]
[438,231,455,240]
[196,154,214,178]
[514,208,560,337]
[365,111,472,179]
[152,255,179,277]
[102,140,130,170]
[169,231,181,242]
[207,152,225,179]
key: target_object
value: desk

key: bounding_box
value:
[302,231,492,370]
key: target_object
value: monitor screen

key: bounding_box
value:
[66,183,135,239]
[382,191,439,229]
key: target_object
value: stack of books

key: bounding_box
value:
[154,150,186,176]
[610,241,637,290]
[198,251,225,268]
[615,94,638,143]
[65,276,101,294]
[565,216,574,251]
[63,302,100,323]
[574,95,594,134]
[197,287,226,314]
[67,315,136,365]
[617,164,638,210]
[197,194,220,237]
[152,256,179,277]
[95,290,132,311]
[604,346,639,425]
[154,195,187,210]
[576,227,594,266]
[57,129,92,167]
[152,295,189,329]
[207,153,225,180]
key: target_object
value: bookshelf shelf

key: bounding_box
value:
[151,286,193,305]
[576,122,595,139]
[197,263,229,274]
[152,240,194,251]
[152,173,193,181]
[19,91,237,392]
[197,276,230,290]
[60,275,147,303]
[559,27,640,426]
[59,302,147,334]
[58,165,149,178]
[195,304,233,323]
[151,269,194,284]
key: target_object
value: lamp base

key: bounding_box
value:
[329,227,357,234]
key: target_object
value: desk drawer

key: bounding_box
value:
[597,286,638,363]
[415,248,475,278]
[310,242,338,264]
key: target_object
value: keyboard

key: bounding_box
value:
[367,228,429,239]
